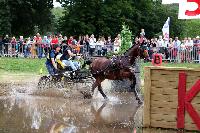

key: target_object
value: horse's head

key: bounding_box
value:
[126,44,149,63]
[138,45,149,60]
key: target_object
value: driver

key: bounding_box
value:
[45,44,61,75]
[60,45,81,75]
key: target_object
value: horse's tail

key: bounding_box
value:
[82,59,93,69]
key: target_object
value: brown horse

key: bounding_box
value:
[84,44,148,104]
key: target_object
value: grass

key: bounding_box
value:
[0,57,199,76]
[0,57,48,75]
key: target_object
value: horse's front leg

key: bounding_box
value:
[130,74,142,104]
[98,85,108,99]
[91,80,98,96]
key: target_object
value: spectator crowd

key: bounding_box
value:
[0,29,200,62]
[0,33,122,58]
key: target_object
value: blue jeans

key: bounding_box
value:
[46,62,56,75]
[62,60,80,71]
[37,46,43,59]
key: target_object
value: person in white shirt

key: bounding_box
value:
[114,37,120,53]
[96,37,104,56]
[173,37,181,50]
[185,37,193,47]
[89,34,96,56]
[157,36,164,47]
[185,37,194,60]
[163,38,169,48]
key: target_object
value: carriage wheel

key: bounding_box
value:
[62,76,74,89]
[38,76,51,90]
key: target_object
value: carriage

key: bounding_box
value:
[37,55,95,91]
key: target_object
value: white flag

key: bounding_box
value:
[162,17,170,42]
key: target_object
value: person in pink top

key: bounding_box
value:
[51,35,59,49]
[36,33,43,58]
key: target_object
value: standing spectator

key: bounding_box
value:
[10,37,17,56]
[157,36,164,47]
[150,39,157,47]
[18,36,24,56]
[80,36,89,54]
[62,36,68,51]
[173,37,181,50]
[85,34,90,52]
[48,35,52,47]
[58,34,63,45]
[0,36,3,56]
[75,36,82,54]
[24,37,32,58]
[96,38,101,56]
[71,37,78,53]
[163,38,169,59]
[68,36,74,46]
[31,36,37,59]
[139,29,145,44]
[114,37,121,53]
[193,36,200,60]
[140,29,145,37]
[117,34,121,46]
[3,35,10,56]
[185,37,193,62]
[169,38,173,48]
[35,33,43,59]
[43,36,51,56]
[101,37,107,56]
[172,37,181,60]
[106,36,113,52]
[89,34,96,56]
[179,39,186,62]
[51,35,59,49]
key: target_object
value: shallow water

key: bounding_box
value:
[0,77,193,133]
[0,92,140,133]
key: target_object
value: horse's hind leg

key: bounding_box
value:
[98,86,108,99]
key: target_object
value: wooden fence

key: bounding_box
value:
[143,66,200,131]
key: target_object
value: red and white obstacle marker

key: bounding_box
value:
[162,0,200,19]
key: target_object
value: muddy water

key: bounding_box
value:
[0,94,139,133]
[0,76,189,133]
[0,77,142,133]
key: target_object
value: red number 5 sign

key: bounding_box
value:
[185,0,200,16]
[162,0,200,19]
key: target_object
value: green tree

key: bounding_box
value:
[51,7,65,33]
[59,0,185,38]
[0,0,54,36]
[120,24,132,54]
[183,20,200,38]
[0,0,11,35]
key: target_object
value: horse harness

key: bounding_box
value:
[92,56,136,76]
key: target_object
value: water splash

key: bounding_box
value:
[31,108,42,130]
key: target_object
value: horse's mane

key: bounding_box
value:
[124,44,139,56]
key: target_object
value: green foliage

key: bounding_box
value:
[120,24,132,53]
[51,7,65,32]
[182,20,200,38]
[0,0,54,36]
[59,0,186,38]
[0,1,11,35]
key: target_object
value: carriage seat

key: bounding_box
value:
[56,54,73,72]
